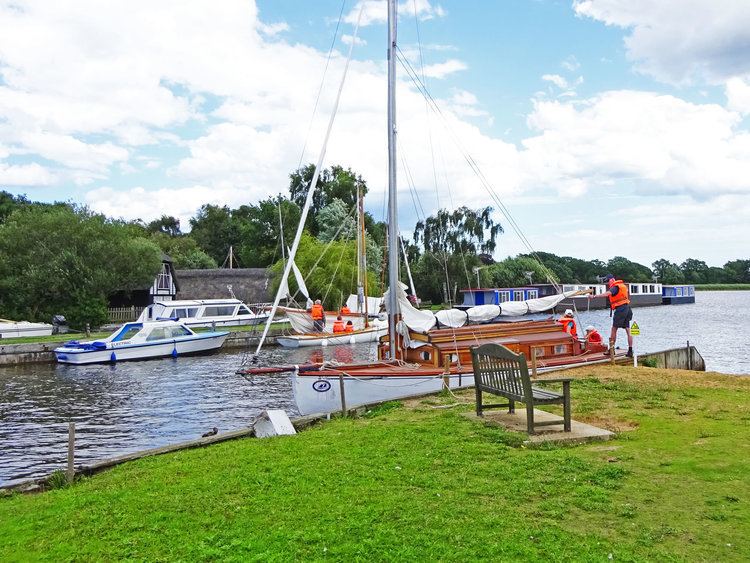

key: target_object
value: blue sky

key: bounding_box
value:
[1,0,749,267]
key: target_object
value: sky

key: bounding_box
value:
[1,0,749,267]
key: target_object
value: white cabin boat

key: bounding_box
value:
[137,299,268,328]
[54,320,228,364]
[0,319,54,339]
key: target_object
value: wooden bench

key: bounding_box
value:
[470,343,572,434]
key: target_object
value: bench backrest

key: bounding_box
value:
[471,343,532,399]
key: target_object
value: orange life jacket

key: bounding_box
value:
[332,320,345,333]
[609,280,630,309]
[340,306,351,315]
[559,317,578,338]
[344,324,354,333]
[311,303,325,320]
[586,330,602,344]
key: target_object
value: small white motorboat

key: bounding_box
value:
[54,320,228,364]
[0,319,54,339]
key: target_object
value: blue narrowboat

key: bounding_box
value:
[459,287,540,307]
[662,285,695,305]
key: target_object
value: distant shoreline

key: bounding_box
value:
[694,284,750,291]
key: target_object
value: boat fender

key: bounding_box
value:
[321,340,328,347]
[110,351,117,362]
[172,346,178,358]
[349,336,356,345]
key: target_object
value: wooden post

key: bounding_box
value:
[609,340,615,364]
[67,422,75,483]
[531,347,538,379]
[85,323,91,338]
[687,340,692,370]
[338,374,347,417]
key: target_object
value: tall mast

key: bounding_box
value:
[387,0,399,358]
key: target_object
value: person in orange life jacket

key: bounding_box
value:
[589,274,634,357]
[558,309,578,339]
[310,299,326,332]
[344,320,354,333]
[332,315,345,333]
[340,305,351,315]
[584,325,603,348]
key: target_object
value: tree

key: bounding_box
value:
[0,205,162,328]
[147,215,182,237]
[234,196,302,268]
[413,207,503,256]
[188,204,242,265]
[288,164,368,236]
[606,256,652,282]
[652,258,684,284]
[680,258,709,284]
[488,257,557,288]
[150,233,217,269]
[0,191,30,224]
[269,232,380,310]
[723,259,750,283]
[411,251,483,304]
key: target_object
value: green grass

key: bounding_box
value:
[1,367,749,560]
[694,284,750,291]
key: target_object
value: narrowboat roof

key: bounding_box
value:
[459,286,538,293]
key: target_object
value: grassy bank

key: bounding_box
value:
[694,284,750,291]
[2,366,749,560]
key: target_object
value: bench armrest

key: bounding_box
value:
[533,377,573,384]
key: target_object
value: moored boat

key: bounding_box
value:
[54,320,228,364]
[0,319,54,339]
[275,322,387,348]
[138,299,268,328]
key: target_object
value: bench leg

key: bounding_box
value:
[508,399,515,414]
[563,381,571,432]
[526,403,535,435]
[475,386,483,417]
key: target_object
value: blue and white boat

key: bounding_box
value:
[54,320,228,365]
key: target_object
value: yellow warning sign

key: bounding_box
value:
[630,322,640,336]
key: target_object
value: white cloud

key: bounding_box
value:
[726,77,750,116]
[522,90,750,198]
[573,0,750,85]
[258,21,289,36]
[344,0,445,27]
[0,162,56,186]
[421,59,467,79]
[341,34,366,47]
[542,74,569,89]
[561,56,580,72]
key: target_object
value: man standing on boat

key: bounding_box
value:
[590,274,634,357]
[310,299,326,332]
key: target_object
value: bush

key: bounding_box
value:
[63,297,109,331]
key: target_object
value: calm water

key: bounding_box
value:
[1,291,747,486]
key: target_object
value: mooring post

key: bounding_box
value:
[338,374,347,417]
[687,340,692,370]
[211,320,216,332]
[85,323,91,338]
[67,422,75,483]
[531,347,538,378]
[609,340,615,364]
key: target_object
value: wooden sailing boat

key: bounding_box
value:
[240,0,624,414]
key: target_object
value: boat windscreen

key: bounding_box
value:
[112,323,143,342]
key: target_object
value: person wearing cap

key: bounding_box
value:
[558,309,578,339]
[589,274,633,357]
[584,325,602,347]
[310,299,326,332]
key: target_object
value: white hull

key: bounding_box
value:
[55,333,228,365]
[292,371,475,415]
[0,322,54,339]
[276,326,387,348]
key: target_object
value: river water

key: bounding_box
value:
[1,291,747,486]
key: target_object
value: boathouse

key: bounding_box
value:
[108,253,178,308]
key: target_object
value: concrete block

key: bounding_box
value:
[254,409,297,438]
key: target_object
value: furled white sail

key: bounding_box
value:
[387,283,587,334]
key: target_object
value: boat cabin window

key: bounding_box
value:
[528,290,538,299]
[172,307,199,318]
[146,328,168,341]
[630,285,639,294]
[114,325,142,341]
[420,351,431,361]
[238,305,253,315]
[554,344,570,355]
[168,326,192,337]
[513,290,524,301]
[498,291,510,303]
[203,305,236,317]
